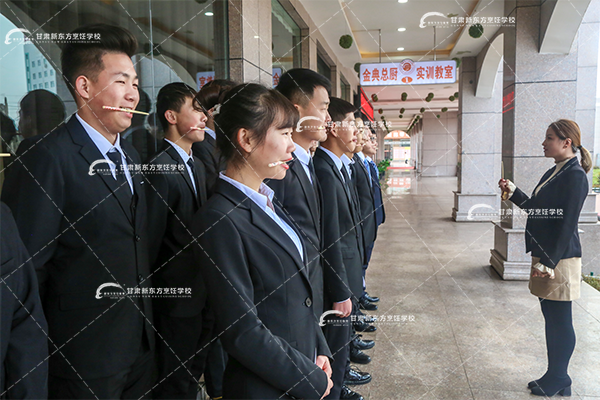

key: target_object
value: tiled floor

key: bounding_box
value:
[358,170,600,400]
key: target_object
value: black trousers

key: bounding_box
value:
[153,313,212,399]
[203,339,227,399]
[323,304,352,400]
[49,338,153,399]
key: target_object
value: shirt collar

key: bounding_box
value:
[341,154,353,167]
[319,147,343,172]
[293,142,311,166]
[219,172,275,211]
[76,113,124,157]
[205,127,216,141]
[356,152,366,161]
[365,156,373,163]
[164,138,193,163]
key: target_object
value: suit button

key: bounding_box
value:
[138,274,144,282]
[135,235,141,242]
[305,297,312,307]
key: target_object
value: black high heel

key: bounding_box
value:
[530,384,571,397]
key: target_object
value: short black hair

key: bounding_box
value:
[214,83,299,166]
[61,24,138,100]
[194,79,237,113]
[328,97,357,125]
[156,83,197,132]
[276,68,331,107]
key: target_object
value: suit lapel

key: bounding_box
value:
[315,149,357,225]
[164,142,199,208]
[68,117,134,225]
[290,154,321,232]
[249,203,310,284]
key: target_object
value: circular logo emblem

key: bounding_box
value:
[400,59,415,75]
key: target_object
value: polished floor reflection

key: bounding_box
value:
[359,171,600,399]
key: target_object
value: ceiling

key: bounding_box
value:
[299,0,506,130]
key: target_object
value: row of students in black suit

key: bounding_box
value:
[0,23,385,400]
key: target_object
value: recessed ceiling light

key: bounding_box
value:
[398,0,408,3]
[397,47,405,51]
[398,27,406,32]
[254,35,260,39]
[205,11,214,16]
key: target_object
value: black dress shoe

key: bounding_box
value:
[352,334,375,350]
[364,292,380,303]
[359,297,378,311]
[344,366,372,385]
[350,347,371,364]
[340,385,364,400]
[354,319,376,332]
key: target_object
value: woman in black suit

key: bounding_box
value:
[499,119,591,397]
[192,84,333,400]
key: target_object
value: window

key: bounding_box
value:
[340,75,350,102]
[272,0,302,75]
[1,0,229,162]
[33,84,37,89]
[317,53,331,80]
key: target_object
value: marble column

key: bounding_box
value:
[490,1,599,280]
[420,111,458,177]
[453,57,502,222]
[228,0,273,85]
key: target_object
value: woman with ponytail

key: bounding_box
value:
[499,119,590,397]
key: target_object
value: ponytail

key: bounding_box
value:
[579,145,592,173]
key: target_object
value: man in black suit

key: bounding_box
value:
[314,98,365,400]
[363,134,386,230]
[145,83,210,399]
[2,24,154,398]
[351,129,378,312]
[1,202,48,399]
[192,79,236,196]
[267,68,331,318]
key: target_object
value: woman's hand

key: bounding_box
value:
[498,178,510,195]
[531,267,554,279]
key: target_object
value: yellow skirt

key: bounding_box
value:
[529,256,581,301]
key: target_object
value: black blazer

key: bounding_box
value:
[352,154,377,246]
[510,157,588,268]
[1,116,154,380]
[193,179,331,400]
[368,160,386,227]
[146,140,207,318]
[265,152,325,316]
[313,148,364,303]
[1,202,48,398]
[192,133,226,196]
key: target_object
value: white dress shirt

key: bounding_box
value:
[293,142,313,184]
[76,113,133,194]
[319,147,345,181]
[164,139,197,194]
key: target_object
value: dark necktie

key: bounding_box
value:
[107,149,132,199]
[186,158,198,195]
[307,158,317,186]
